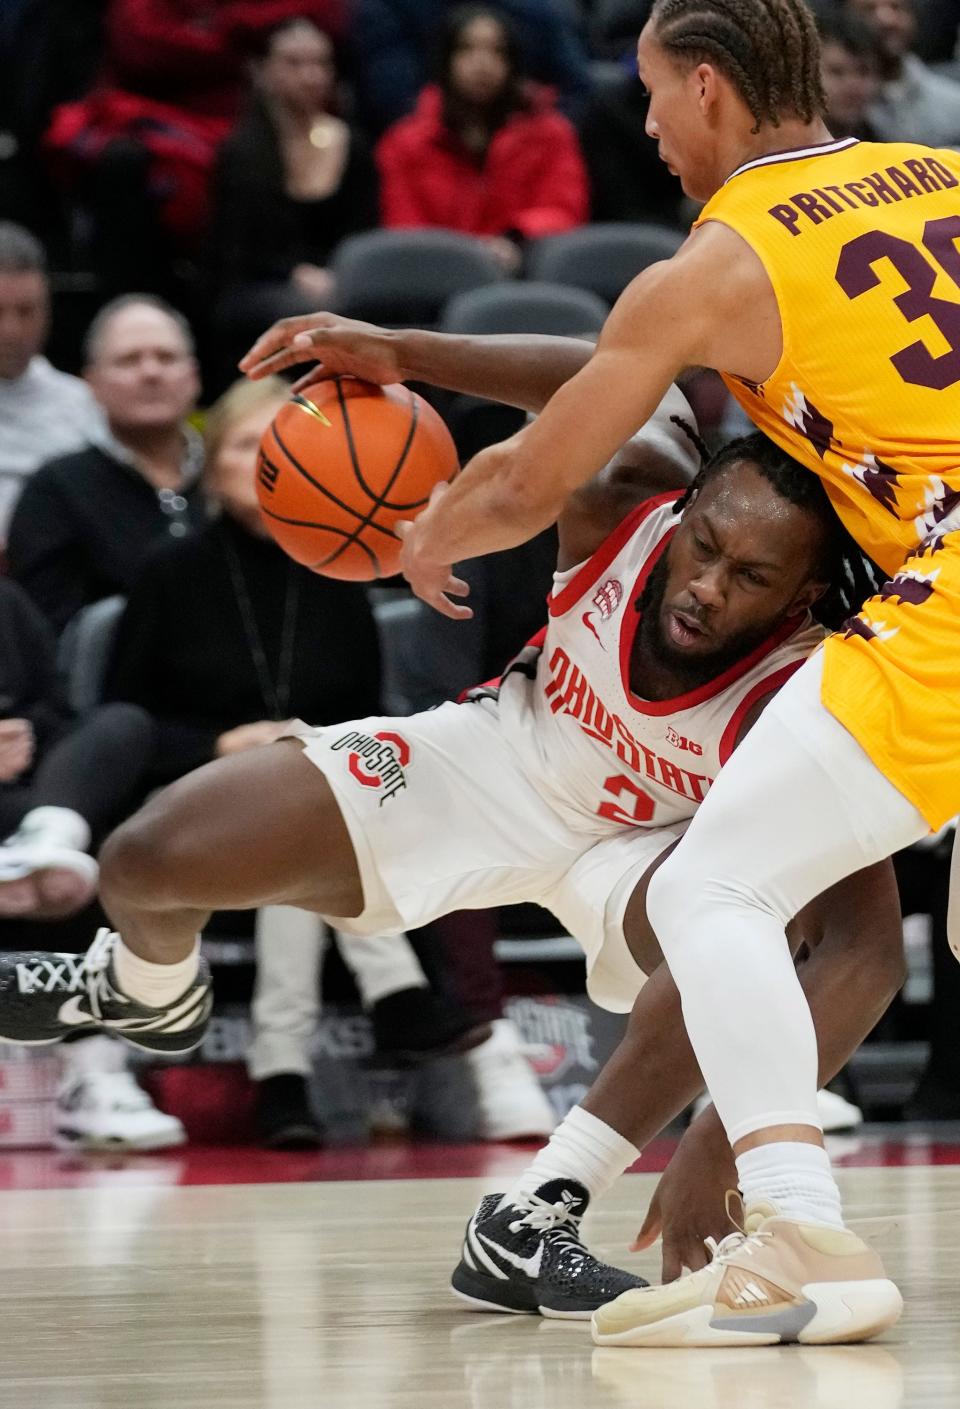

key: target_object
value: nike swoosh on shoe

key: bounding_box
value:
[477,1231,545,1279]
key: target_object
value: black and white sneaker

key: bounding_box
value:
[450,1178,647,1320]
[0,929,212,1056]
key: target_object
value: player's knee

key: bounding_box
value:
[99,802,184,907]
[644,852,698,957]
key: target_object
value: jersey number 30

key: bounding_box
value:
[836,215,960,391]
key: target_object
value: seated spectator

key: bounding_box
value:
[0,223,104,544]
[210,18,379,383]
[844,0,960,145]
[0,580,154,917]
[0,0,102,246]
[8,295,207,634]
[0,576,179,1156]
[819,10,884,139]
[44,0,346,292]
[350,0,591,135]
[578,71,687,227]
[105,377,489,1143]
[376,5,589,272]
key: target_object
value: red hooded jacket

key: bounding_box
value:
[376,84,588,239]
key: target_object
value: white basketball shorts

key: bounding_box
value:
[291,699,685,1012]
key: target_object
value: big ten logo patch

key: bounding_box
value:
[331,729,410,806]
[665,725,703,756]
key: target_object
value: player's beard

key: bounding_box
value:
[635,553,779,693]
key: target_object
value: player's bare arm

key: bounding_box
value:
[241,310,700,578]
[241,313,598,416]
[398,223,782,616]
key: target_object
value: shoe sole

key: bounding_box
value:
[0,1029,208,1057]
[450,1264,602,1321]
[592,1279,904,1347]
[53,1128,187,1153]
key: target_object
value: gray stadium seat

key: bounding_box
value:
[370,591,428,716]
[528,222,684,304]
[331,229,504,326]
[440,281,609,336]
[57,595,126,715]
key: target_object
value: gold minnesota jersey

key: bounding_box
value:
[694,137,960,578]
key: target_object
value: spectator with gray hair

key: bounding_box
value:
[0,223,104,544]
[8,294,207,634]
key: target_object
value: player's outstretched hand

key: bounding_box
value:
[239,311,405,389]
[632,1109,738,1282]
[397,484,472,621]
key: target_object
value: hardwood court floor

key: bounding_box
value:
[0,1164,956,1409]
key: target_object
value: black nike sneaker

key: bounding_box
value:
[0,929,213,1056]
[450,1178,648,1319]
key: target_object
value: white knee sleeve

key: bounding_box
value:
[645,652,927,1146]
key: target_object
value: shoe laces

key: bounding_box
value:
[83,930,126,1018]
[703,1191,773,1265]
[508,1190,586,1257]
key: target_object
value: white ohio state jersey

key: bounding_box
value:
[484,492,826,834]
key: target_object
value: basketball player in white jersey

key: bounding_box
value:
[0,330,902,1322]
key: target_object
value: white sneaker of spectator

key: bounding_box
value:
[0,806,98,917]
[55,1035,187,1152]
[465,1018,557,1141]
[692,1085,864,1134]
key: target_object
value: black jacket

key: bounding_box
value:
[211,98,380,288]
[7,443,207,634]
[106,515,383,778]
[0,576,66,748]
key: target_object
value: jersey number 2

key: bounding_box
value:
[835,215,960,391]
[597,774,655,826]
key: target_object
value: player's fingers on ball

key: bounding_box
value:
[239,315,320,372]
[291,367,333,393]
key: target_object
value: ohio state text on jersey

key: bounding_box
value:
[471,492,826,833]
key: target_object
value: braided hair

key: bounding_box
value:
[650,0,825,133]
[670,427,880,631]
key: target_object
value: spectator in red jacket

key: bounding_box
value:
[376,5,588,273]
[45,0,346,292]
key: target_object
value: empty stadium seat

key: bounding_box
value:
[528,221,684,304]
[331,229,504,326]
[440,280,608,336]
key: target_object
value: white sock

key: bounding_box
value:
[498,1106,640,1210]
[113,936,200,1009]
[736,1141,844,1228]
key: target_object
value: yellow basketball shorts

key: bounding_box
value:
[822,529,960,831]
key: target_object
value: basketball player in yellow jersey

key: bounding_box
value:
[245,0,960,1349]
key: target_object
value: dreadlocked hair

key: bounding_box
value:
[672,430,881,631]
[651,0,825,133]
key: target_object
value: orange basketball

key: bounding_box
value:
[255,378,459,580]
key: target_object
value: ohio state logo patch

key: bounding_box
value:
[330,729,410,806]
[592,579,623,620]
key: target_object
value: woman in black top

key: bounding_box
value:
[106,377,381,779]
[210,18,379,384]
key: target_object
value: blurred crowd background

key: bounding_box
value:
[0,0,958,1157]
